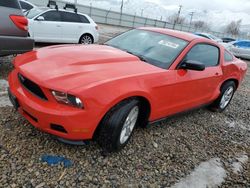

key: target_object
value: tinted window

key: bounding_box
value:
[60,12,81,23]
[79,15,90,23]
[224,51,233,62]
[0,0,20,9]
[185,44,219,67]
[40,11,61,21]
[106,29,188,69]
[20,1,33,10]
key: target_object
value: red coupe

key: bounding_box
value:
[8,28,247,152]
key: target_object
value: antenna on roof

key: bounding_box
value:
[47,0,58,10]
[64,3,77,13]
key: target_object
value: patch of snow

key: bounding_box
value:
[0,79,12,107]
[171,158,226,188]
[225,120,250,131]
[231,155,248,174]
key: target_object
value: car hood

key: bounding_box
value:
[14,44,160,91]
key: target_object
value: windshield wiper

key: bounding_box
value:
[125,50,149,62]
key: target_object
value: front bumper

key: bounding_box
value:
[8,70,99,140]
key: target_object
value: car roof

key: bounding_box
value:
[139,27,201,42]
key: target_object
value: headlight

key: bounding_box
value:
[51,90,83,109]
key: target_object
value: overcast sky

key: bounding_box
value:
[146,0,250,13]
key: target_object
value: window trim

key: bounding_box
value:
[177,42,221,69]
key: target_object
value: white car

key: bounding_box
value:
[195,32,223,43]
[225,40,250,60]
[26,7,99,44]
[19,0,36,12]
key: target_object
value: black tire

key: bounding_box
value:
[79,34,93,44]
[209,81,236,112]
[97,99,140,152]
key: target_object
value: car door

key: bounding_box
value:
[30,10,62,42]
[165,43,223,114]
[59,11,83,43]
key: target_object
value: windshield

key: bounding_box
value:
[26,8,48,19]
[105,29,188,69]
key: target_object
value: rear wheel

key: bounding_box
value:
[79,34,93,44]
[209,81,236,112]
[97,99,140,152]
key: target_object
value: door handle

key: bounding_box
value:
[215,72,219,76]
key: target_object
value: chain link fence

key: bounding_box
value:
[28,0,248,40]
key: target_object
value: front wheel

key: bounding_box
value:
[209,81,236,112]
[97,99,140,152]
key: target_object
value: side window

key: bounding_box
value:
[60,12,81,23]
[185,44,220,67]
[224,51,233,62]
[79,15,90,23]
[20,1,33,10]
[40,11,61,22]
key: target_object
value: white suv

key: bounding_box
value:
[26,7,99,44]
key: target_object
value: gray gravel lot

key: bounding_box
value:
[0,26,249,187]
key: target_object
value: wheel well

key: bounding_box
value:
[93,96,151,139]
[222,79,239,89]
[79,33,94,43]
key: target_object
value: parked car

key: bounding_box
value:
[25,6,99,44]
[19,0,36,13]
[222,37,235,43]
[194,32,223,43]
[226,40,250,60]
[8,28,247,152]
[0,0,34,56]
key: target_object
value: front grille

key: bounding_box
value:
[18,73,48,100]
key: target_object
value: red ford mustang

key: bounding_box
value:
[8,28,247,152]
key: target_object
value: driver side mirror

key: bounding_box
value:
[179,60,205,71]
[36,16,45,21]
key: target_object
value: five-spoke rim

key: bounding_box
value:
[220,86,234,109]
[120,106,139,144]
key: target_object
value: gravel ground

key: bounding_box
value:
[0,27,249,187]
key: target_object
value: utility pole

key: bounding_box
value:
[120,0,124,14]
[141,9,144,17]
[173,5,182,30]
[189,11,194,26]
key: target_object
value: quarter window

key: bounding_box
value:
[60,12,81,23]
[185,44,219,67]
[79,15,90,23]
[40,11,61,22]
[224,51,233,62]
[19,1,33,10]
